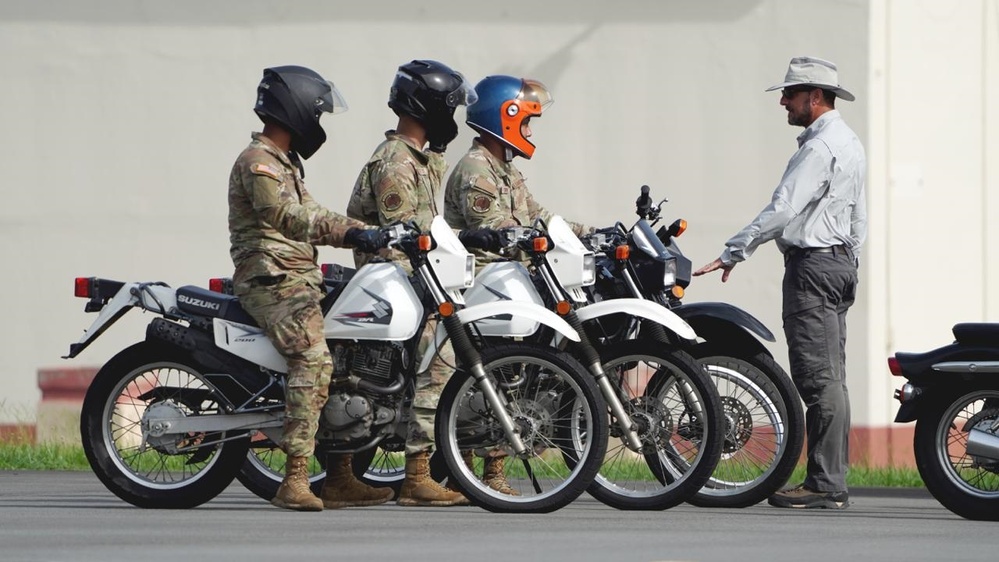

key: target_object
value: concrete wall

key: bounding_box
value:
[4,0,994,457]
[0,0,869,424]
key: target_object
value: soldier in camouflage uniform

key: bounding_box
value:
[442,75,593,494]
[346,60,479,507]
[229,66,392,512]
[444,75,591,269]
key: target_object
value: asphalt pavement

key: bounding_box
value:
[1,471,997,562]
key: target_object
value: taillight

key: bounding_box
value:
[887,356,902,376]
[209,278,234,295]
[321,263,335,278]
[74,277,94,298]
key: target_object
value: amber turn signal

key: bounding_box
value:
[533,237,549,252]
[555,300,572,315]
[671,285,685,299]
[438,302,455,317]
[615,245,630,260]
[418,234,432,251]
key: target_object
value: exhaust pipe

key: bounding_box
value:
[966,428,999,462]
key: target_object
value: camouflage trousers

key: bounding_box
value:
[407,317,456,456]
[237,275,332,458]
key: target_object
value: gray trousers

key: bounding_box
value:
[782,248,858,492]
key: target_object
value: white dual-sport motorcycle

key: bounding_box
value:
[66,217,608,513]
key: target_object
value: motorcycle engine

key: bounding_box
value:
[319,392,397,441]
[332,341,405,387]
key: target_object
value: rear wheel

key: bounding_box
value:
[915,385,999,521]
[80,342,249,508]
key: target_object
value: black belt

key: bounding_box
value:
[784,245,854,264]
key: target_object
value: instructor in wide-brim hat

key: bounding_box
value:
[694,55,867,510]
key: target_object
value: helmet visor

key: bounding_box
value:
[444,73,479,108]
[317,81,349,115]
[520,79,553,111]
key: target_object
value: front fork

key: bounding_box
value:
[442,314,529,456]
[564,312,644,452]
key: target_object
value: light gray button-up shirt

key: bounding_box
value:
[720,110,867,264]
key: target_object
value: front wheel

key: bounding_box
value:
[80,342,249,508]
[436,343,608,513]
[686,349,804,508]
[914,385,999,521]
[594,341,724,510]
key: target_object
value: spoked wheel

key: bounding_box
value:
[685,351,802,507]
[436,343,607,513]
[592,341,723,510]
[80,342,249,508]
[236,438,325,500]
[915,386,999,521]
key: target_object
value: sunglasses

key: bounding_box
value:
[781,87,815,98]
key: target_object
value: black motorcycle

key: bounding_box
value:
[890,323,999,520]
[583,185,805,507]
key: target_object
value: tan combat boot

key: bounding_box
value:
[397,451,470,507]
[271,455,323,511]
[482,456,519,496]
[444,450,476,495]
[320,453,394,509]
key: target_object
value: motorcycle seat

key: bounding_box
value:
[953,323,999,346]
[175,285,259,327]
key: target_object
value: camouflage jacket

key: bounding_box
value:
[346,131,447,267]
[228,133,363,288]
[443,139,589,234]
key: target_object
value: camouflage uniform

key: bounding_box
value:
[444,139,590,264]
[229,132,364,458]
[346,131,455,456]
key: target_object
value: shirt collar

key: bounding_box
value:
[250,132,296,169]
[797,109,841,147]
[384,130,430,164]
[471,137,517,177]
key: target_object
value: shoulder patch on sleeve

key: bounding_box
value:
[470,178,499,197]
[381,191,404,212]
[251,162,282,181]
[471,195,493,214]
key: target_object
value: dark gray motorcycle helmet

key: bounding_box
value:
[254,65,348,159]
[387,60,476,151]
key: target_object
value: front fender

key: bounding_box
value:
[672,301,776,342]
[417,301,581,374]
[575,298,697,341]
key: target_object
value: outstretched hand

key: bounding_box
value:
[694,258,736,283]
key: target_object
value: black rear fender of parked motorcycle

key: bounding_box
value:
[890,322,999,521]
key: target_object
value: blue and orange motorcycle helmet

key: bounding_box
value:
[465,75,553,159]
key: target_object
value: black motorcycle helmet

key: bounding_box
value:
[388,60,477,152]
[254,65,348,159]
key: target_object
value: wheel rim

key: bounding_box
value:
[445,354,597,504]
[934,389,999,499]
[101,362,227,490]
[698,363,786,495]
[593,353,709,499]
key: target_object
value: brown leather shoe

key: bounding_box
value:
[271,455,323,512]
[398,451,470,507]
[320,453,393,509]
